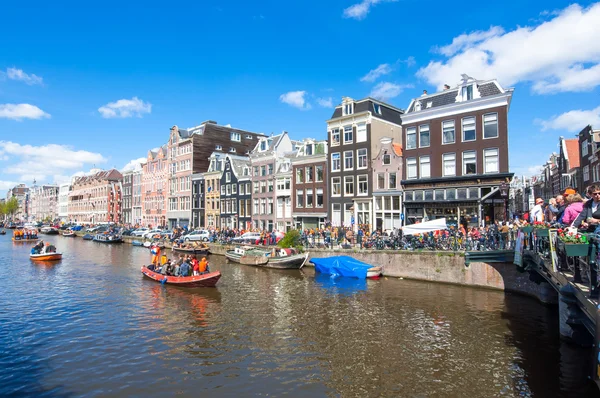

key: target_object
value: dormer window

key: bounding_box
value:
[343,103,354,115]
[230,147,236,153]
[216,145,222,150]
[426,102,432,108]
[373,103,381,115]
[461,85,473,101]
[306,144,313,156]
[243,167,249,176]
[383,153,391,165]
[414,101,422,111]
[260,140,267,151]
[231,132,241,142]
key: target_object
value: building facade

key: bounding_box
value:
[131,166,143,226]
[68,169,123,224]
[372,137,403,232]
[142,146,168,227]
[191,173,205,229]
[122,171,133,225]
[291,139,328,230]
[29,185,59,222]
[58,183,71,222]
[557,137,580,193]
[327,97,403,230]
[578,125,600,189]
[275,157,294,231]
[219,155,252,230]
[401,75,514,226]
[203,153,223,228]
[6,184,29,221]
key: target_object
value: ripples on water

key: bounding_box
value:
[0,234,598,397]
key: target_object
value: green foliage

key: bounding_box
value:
[4,197,19,217]
[315,143,325,154]
[278,229,302,249]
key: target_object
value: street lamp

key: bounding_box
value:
[500,182,509,221]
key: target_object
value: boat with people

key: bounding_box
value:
[310,256,383,279]
[172,243,210,255]
[12,228,39,242]
[30,252,63,261]
[62,230,76,237]
[93,233,122,243]
[140,266,221,287]
[30,241,62,261]
[225,246,309,269]
[0,229,6,235]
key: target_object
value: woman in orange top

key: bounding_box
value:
[198,257,209,274]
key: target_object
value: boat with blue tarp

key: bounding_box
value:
[310,256,382,279]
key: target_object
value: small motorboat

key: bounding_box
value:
[141,266,221,287]
[82,234,94,240]
[93,233,122,243]
[0,230,6,235]
[30,252,63,261]
[132,240,144,246]
[40,226,60,235]
[143,241,165,249]
[310,256,383,279]
[62,230,76,237]
[172,245,210,255]
[225,246,308,269]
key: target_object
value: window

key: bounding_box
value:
[226,172,231,182]
[316,188,324,207]
[331,153,341,172]
[226,184,231,195]
[344,151,354,170]
[344,176,354,196]
[420,156,431,178]
[260,140,267,151]
[220,185,225,195]
[267,198,273,214]
[296,168,304,184]
[462,84,473,101]
[463,151,476,175]
[357,122,367,142]
[261,165,266,176]
[331,128,340,146]
[583,165,590,181]
[442,120,455,144]
[484,148,499,173]
[260,181,266,193]
[268,181,273,192]
[389,173,397,189]
[253,182,259,194]
[483,113,498,139]
[443,153,456,176]
[306,189,314,207]
[377,173,385,189]
[414,101,422,111]
[582,140,589,157]
[231,132,241,141]
[419,124,430,147]
[406,127,417,149]
[239,184,244,195]
[232,184,237,195]
[216,145,222,150]
[358,175,368,195]
[406,158,417,179]
[344,103,353,115]
[357,148,367,169]
[229,148,236,153]
[296,189,304,208]
[253,166,259,176]
[316,166,323,182]
[332,177,341,196]
[461,117,476,142]
[373,103,381,115]
[306,166,313,182]
[253,199,259,214]
[343,126,353,144]
[268,164,274,175]
[305,144,313,155]
[383,153,390,165]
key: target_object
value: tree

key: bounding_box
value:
[5,197,19,219]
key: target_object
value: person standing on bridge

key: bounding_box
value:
[530,198,545,223]
[574,185,600,232]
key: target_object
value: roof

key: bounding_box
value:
[330,97,403,125]
[392,142,403,156]
[406,80,504,113]
[226,154,251,178]
[72,169,123,186]
[564,138,580,169]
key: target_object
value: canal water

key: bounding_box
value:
[1,234,599,397]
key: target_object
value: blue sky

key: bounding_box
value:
[1,0,600,195]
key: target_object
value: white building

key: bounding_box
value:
[58,183,71,222]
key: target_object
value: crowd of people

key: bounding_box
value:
[526,184,600,233]
[147,245,210,277]
[31,241,56,254]
[12,229,38,240]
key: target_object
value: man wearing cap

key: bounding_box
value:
[530,198,544,222]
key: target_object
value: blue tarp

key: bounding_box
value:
[310,255,374,279]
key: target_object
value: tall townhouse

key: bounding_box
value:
[291,139,328,230]
[122,171,133,224]
[142,146,168,228]
[58,183,71,223]
[219,154,252,230]
[131,165,143,225]
[250,132,299,232]
[29,185,59,222]
[68,169,123,224]
[6,184,29,221]
[401,75,513,226]
[557,137,580,193]
[327,97,403,229]
[372,137,403,232]
[191,174,205,229]
[577,125,600,188]
[275,157,293,232]
[203,152,223,228]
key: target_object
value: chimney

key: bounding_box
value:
[444,84,450,90]
[422,90,428,96]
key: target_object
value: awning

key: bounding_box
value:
[401,218,447,235]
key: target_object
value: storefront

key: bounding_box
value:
[373,193,402,232]
[293,213,327,230]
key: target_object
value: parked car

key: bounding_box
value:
[142,229,164,239]
[232,232,262,245]
[71,225,84,231]
[184,230,211,242]
[131,228,149,237]
[86,226,109,233]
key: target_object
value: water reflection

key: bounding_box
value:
[0,234,598,397]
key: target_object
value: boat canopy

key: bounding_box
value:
[310,255,374,279]
[401,218,447,236]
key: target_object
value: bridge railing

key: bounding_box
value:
[521,227,600,299]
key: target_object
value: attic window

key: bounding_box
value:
[373,103,382,115]
[462,85,473,101]
[260,140,267,151]
[216,145,222,150]
[414,101,422,111]
[243,167,249,176]
[245,134,252,139]
[426,102,432,108]
[343,103,354,116]
[230,147,236,153]
[383,154,391,165]
[231,132,241,142]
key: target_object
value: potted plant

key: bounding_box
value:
[557,229,590,257]
[521,221,533,233]
[533,221,550,237]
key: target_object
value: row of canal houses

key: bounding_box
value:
[10,74,514,231]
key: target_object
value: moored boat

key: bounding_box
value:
[132,240,144,246]
[0,230,6,235]
[225,246,309,269]
[62,230,76,237]
[30,252,63,261]
[40,226,60,235]
[93,233,122,243]
[310,256,382,279]
[82,234,94,240]
[172,245,210,255]
[140,266,221,287]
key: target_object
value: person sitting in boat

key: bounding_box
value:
[198,257,209,274]
[179,258,191,277]
[43,242,57,254]
[191,256,199,276]
[32,240,44,254]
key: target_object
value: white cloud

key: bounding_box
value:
[360,64,392,82]
[98,97,152,118]
[5,67,43,85]
[537,105,600,133]
[0,141,107,183]
[399,56,416,68]
[0,104,50,121]
[279,91,311,110]
[369,82,413,100]
[343,0,397,20]
[417,3,600,93]
[316,97,334,108]
[121,157,147,172]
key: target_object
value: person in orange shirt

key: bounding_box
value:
[198,257,209,274]
[151,244,161,266]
